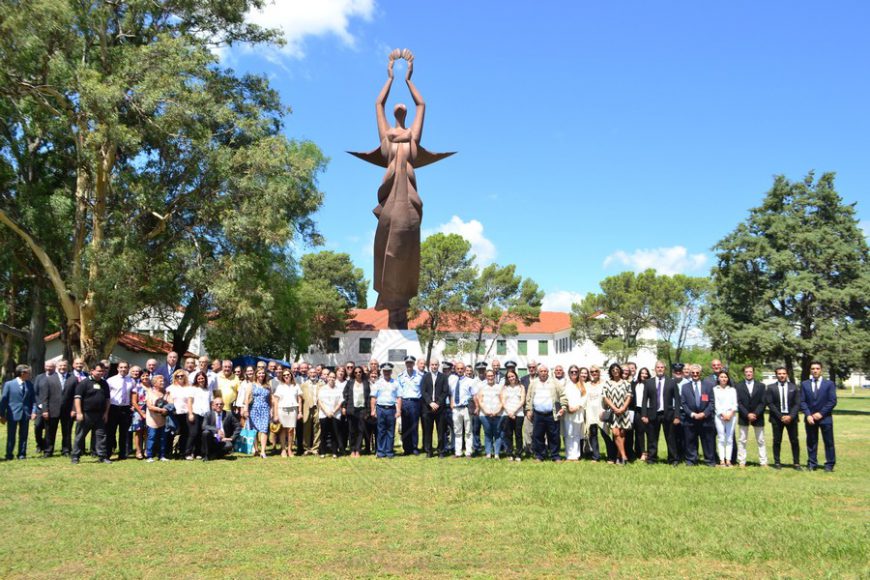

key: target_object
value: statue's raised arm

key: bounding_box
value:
[403,49,425,144]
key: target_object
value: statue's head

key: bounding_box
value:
[394,103,407,127]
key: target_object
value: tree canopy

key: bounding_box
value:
[0,0,326,365]
[704,172,869,381]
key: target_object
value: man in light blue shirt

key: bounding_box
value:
[398,355,423,455]
[370,363,402,458]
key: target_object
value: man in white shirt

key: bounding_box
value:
[735,365,768,467]
[106,361,134,460]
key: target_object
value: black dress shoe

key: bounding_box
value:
[773,463,782,470]
[99,458,112,464]
[71,458,80,464]
[824,466,834,472]
[806,466,815,472]
[793,465,803,471]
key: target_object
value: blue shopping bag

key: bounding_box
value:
[234,426,256,455]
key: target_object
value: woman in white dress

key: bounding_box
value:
[563,365,588,461]
[272,369,302,457]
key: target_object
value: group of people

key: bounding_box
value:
[0,351,838,472]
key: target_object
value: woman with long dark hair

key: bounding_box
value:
[603,363,632,465]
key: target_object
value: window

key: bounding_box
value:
[327,337,339,353]
[538,340,548,355]
[497,339,506,355]
[518,340,527,355]
[359,338,372,355]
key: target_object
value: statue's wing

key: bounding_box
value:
[348,148,388,168]
[414,146,456,168]
[348,146,455,168]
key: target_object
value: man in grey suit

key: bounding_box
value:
[0,364,36,460]
[35,360,69,456]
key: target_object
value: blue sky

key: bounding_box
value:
[224,0,869,310]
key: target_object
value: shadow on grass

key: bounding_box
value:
[834,410,870,416]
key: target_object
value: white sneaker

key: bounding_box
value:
[515,457,522,463]
[159,457,169,462]
[495,454,500,460]
[185,455,194,461]
[146,458,155,463]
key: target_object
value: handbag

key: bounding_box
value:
[234,423,257,455]
[600,409,614,424]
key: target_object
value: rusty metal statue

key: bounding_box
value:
[350,49,454,329]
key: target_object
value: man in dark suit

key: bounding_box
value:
[641,360,681,465]
[154,351,180,387]
[59,361,79,455]
[800,361,837,471]
[0,364,36,460]
[735,365,768,467]
[766,366,801,470]
[421,359,450,457]
[201,397,240,460]
[33,360,58,454]
[680,364,715,466]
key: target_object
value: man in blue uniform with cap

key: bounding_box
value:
[398,355,423,455]
[370,363,402,458]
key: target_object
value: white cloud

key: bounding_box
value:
[541,290,584,312]
[603,245,708,276]
[424,216,497,266]
[242,0,376,59]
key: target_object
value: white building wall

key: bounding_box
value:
[304,329,657,372]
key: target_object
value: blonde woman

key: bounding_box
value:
[563,365,588,461]
[273,369,302,457]
[244,368,273,458]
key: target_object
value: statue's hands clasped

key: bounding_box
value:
[388,48,414,82]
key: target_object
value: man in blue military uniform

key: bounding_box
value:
[370,363,402,458]
[398,355,423,455]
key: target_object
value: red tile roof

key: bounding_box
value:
[347,308,571,334]
[44,331,195,357]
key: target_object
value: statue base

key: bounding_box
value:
[387,308,409,330]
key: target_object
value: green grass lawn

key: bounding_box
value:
[1,394,868,578]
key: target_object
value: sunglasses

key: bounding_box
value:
[569,370,579,374]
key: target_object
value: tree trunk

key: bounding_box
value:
[2,273,19,379]
[25,284,46,373]
[784,354,795,383]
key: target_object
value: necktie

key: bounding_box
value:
[216,413,223,441]
[657,378,663,407]
[20,381,25,396]
[694,382,700,407]
[454,380,460,404]
[780,384,787,413]
[813,379,818,395]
